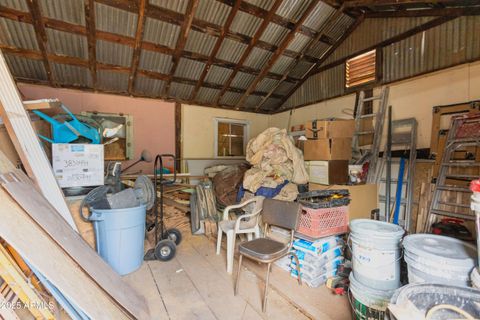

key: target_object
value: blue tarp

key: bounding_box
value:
[237,180,290,202]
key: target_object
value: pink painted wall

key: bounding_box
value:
[18,83,176,174]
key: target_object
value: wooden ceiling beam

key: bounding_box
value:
[1,44,282,99]
[25,0,54,86]
[235,0,321,110]
[365,6,480,17]
[275,15,365,111]
[84,0,97,88]
[214,0,284,106]
[190,0,241,101]
[162,0,199,97]
[0,6,298,84]
[254,4,347,112]
[127,0,146,94]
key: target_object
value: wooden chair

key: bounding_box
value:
[234,198,302,312]
[216,196,264,274]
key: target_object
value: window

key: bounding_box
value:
[346,49,376,88]
[214,118,249,157]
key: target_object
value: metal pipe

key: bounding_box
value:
[385,105,392,222]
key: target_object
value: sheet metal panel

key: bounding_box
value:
[205,65,233,85]
[3,54,47,80]
[216,38,247,63]
[149,0,189,14]
[184,30,217,56]
[244,0,275,10]
[51,63,92,87]
[288,60,314,78]
[256,77,279,92]
[0,0,28,11]
[276,0,312,23]
[143,17,180,48]
[46,29,88,59]
[231,71,256,89]
[138,50,172,74]
[0,19,39,50]
[244,47,272,69]
[39,0,85,26]
[174,58,206,80]
[196,87,220,103]
[244,94,263,109]
[303,2,335,31]
[220,91,244,106]
[134,75,166,97]
[260,23,289,45]
[230,11,262,38]
[96,40,133,67]
[95,2,138,37]
[270,55,294,74]
[169,82,194,100]
[195,0,231,26]
[262,97,282,111]
[97,70,129,92]
[286,33,310,53]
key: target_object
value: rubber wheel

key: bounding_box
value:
[154,239,176,261]
[164,228,182,245]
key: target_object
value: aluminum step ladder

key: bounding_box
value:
[376,118,417,232]
[352,87,389,183]
[424,114,480,232]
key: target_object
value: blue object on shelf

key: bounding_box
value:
[33,105,100,144]
[393,157,406,225]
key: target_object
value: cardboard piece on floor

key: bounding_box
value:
[0,188,132,319]
[1,177,149,320]
[0,52,76,230]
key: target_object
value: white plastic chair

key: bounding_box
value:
[216,196,265,274]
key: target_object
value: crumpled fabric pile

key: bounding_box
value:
[242,127,308,201]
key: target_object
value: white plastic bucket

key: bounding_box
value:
[403,234,477,287]
[471,268,480,289]
[349,219,404,290]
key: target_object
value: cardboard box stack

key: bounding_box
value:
[304,119,354,185]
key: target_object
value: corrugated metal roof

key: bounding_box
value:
[39,0,85,26]
[220,91,243,106]
[283,63,344,108]
[205,65,233,84]
[323,17,433,65]
[134,75,166,97]
[216,38,247,63]
[276,0,313,23]
[96,40,133,67]
[196,87,220,103]
[0,19,39,50]
[195,0,231,26]
[244,94,263,109]
[169,82,194,100]
[143,17,180,49]
[256,77,279,92]
[273,81,295,95]
[138,50,172,74]
[46,29,88,59]
[289,59,314,78]
[324,14,354,42]
[286,33,310,52]
[244,0,275,11]
[184,30,217,56]
[230,11,262,38]
[97,70,129,92]
[270,55,295,74]
[95,3,138,38]
[262,97,282,110]
[4,54,47,80]
[306,40,329,58]
[0,0,28,11]
[231,71,256,89]
[174,58,206,79]
[51,63,92,87]
[244,47,272,69]
[259,23,289,45]
[303,2,335,31]
[149,0,189,14]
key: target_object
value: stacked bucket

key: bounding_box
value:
[349,219,405,319]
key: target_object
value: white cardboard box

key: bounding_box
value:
[52,144,104,188]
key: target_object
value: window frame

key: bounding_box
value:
[213,117,250,158]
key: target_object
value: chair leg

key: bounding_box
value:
[246,233,252,241]
[226,231,235,274]
[262,263,272,313]
[291,253,302,286]
[234,254,243,296]
[254,226,260,239]
[216,228,222,255]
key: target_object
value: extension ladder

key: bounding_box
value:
[352,87,389,183]
[376,118,417,232]
[424,114,480,232]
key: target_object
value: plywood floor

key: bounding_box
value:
[124,235,351,320]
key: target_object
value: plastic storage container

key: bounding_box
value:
[297,205,348,238]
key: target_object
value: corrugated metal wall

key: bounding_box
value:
[284,16,480,109]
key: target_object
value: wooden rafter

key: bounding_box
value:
[84,0,97,88]
[0,45,284,100]
[275,15,364,111]
[190,0,241,101]
[163,0,199,96]
[365,6,480,17]
[0,5,298,84]
[214,0,284,107]
[254,4,347,112]
[235,0,321,110]
[128,0,146,94]
[25,0,54,86]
